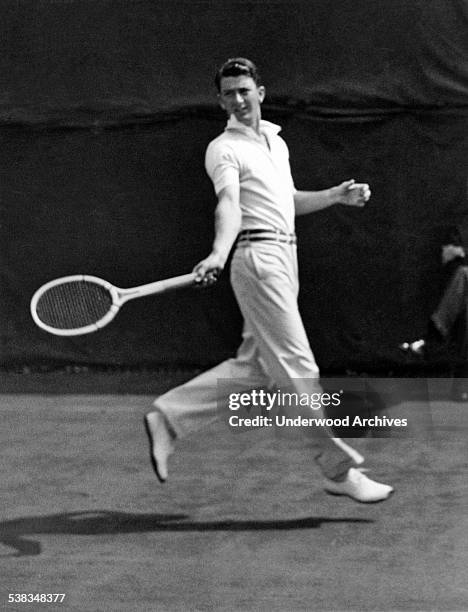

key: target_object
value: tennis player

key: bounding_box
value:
[145,58,393,503]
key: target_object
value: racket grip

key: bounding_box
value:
[125,272,197,300]
[157,272,197,292]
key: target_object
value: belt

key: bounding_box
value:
[236,228,297,245]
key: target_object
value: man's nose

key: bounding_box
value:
[234,92,243,104]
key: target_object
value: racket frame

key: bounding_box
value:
[30,272,196,336]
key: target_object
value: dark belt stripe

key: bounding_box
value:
[238,228,295,238]
[237,236,297,244]
[237,228,296,245]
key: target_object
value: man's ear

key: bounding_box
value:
[217,94,226,111]
[258,86,266,103]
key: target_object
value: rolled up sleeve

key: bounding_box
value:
[205,142,240,195]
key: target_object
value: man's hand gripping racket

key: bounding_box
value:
[30,272,198,336]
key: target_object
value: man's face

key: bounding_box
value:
[218,75,265,128]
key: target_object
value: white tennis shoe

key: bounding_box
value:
[324,467,394,503]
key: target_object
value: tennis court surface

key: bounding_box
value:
[0,376,466,611]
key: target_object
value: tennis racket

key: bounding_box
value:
[30,273,196,336]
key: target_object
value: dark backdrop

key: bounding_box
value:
[1,0,467,371]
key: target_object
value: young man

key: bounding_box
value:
[144,58,393,503]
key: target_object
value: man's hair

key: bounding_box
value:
[214,57,261,91]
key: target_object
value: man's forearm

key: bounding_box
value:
[294,188,341,216]
[211,197,242,264]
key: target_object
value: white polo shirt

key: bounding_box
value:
[205,115,296,233]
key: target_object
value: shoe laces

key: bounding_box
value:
[349,467,370,483]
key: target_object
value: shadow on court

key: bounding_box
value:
[0,511,373,557]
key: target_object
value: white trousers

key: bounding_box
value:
[155,241,359,480]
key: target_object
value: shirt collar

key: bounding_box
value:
[225,115,282,138]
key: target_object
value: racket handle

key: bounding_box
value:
[121,272,197,301]
[154,272,197,293]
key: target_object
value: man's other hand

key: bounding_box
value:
[337,179,371,207]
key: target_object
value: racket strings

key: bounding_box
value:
[35,281,113,330]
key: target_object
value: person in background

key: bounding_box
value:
[401,219,468,401]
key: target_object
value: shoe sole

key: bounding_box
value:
[324,488,394,504]
[143,414,166,484]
